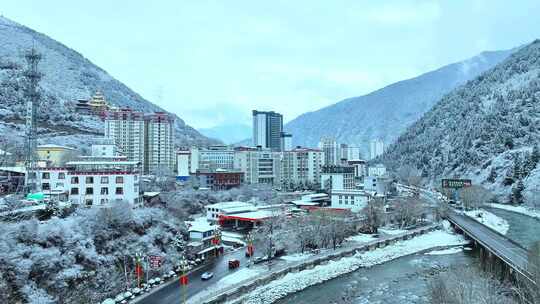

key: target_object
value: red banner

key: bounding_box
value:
[247,245,254,256]
[179,275,188,286]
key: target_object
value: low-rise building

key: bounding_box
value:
[176,149,191,181]
[368,163,387,177]
[206,201,257,222]
[320,165,355,191]
[37,144,77,166]
[194,169,244,190]
[186,219,223,259]
[348,159,367,179]
[364,175,392,195]
[36,144,142,207]
[330,189,370,212]
[190,145,235,173]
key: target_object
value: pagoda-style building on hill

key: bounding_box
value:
[75,90,113,115]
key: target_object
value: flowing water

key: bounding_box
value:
[277,208,540,304]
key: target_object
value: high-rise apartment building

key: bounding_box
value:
[318,137,339,166]
[252,110,283,151]
[281,147,323,190]
[104,109,175,174]
[145,112,175,173]
[370,139,385,160]
[104,109,146,168]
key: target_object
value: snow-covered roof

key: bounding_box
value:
[207,201,256,213]
[220,210,276,220]
[291,200,320,206]
[37,144,76,150]
[143,192,160,197]
[0,166,26,174]
[0,149,12,156]
[188,219,216,232]
[66,160,139,165]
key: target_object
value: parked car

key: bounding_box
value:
[201,272,214,280]
[253,256,266,264]
[228,259,240,269]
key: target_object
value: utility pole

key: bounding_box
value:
[23,47,42,194]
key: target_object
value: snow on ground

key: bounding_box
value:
[230,230,468,304]
[378,228,408,235]
[425,247,463,255]
[346,233,378,243]
[488,203,540,220]
[280,253,314,262]
[465,209,509,235]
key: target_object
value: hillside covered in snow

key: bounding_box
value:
[380,40,540,203]
[0,16,216,150]
[284,48,515,152]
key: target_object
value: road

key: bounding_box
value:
[134,247,249,304]
[447,211,529,273]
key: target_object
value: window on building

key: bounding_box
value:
[42,183,50,190]
[86,176,94,184]
[85,199,93,206]
[86,187,94,195]
[101,176,109,184]
[71,177,79,184]
[116,187,123,195]
[58,172,65,179]
[56,182,64,188]
[71,188,79,195]
[42,172,50,179]
[101,187,108,195]
[116,176,124,184]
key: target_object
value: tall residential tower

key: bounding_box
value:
[252,110,283,151]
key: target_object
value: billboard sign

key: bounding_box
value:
[441,179,472,189]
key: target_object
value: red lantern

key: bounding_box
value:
[135,264,144,277]
[179,275,188,286]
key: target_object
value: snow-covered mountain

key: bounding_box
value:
[198,123,252,144]
[0,16,216,150]
[285,48,515,152]
[380,40,540,203]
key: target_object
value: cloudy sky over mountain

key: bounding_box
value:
[2,0,539,128]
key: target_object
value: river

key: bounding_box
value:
[277,208,540,304]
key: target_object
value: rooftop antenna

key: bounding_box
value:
[23,42,42,194]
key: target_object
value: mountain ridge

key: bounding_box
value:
[380,39,540,202]
[284,48,516,152]
[0,15,217,150]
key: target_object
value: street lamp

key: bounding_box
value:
[246,232,254,266]
[178,255,189,304]
[212,227,222,256]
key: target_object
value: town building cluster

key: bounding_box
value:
[1,98,390,213]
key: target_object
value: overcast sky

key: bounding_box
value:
[2,1,539,129]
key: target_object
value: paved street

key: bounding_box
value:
[447,211,529,272]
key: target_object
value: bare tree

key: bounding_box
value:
[392,197,425,228]
[427,266,518,304]
[397,165,422,187]
[361,198,385,233]
[515,241,540,304]
[460,185,491,210]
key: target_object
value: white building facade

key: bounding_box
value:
[369,139,385,160]
[330,189,370,212]
[320,165,355,191]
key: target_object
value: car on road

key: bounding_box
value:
[228,259,240,269]
[253,256,266,264]
[201,271,214,280]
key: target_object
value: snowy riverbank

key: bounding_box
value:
[465,209,509,235]
[229,228,468,304]
[488,203,540,221]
